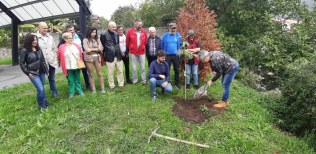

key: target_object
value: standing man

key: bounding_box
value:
[146,26,161,66]
[36,22,58,97]
[58,24,91,90]
[117,25,132,84]
[126,19,148,85]
[100,21,124,90]
[148,50,172,101]
[161,22,182,89]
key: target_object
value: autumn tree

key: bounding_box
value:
[176,0,221,81]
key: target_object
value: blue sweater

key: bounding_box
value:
[161,32,182,55]
[148,60,170,82]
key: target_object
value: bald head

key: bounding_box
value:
[108,21,117,32]
[38,22,48,36]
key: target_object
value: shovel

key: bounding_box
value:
[193,84,209,99]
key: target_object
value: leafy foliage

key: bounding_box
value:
[111,6,139,28]
[272,58,316,148]
[138,0,185,27]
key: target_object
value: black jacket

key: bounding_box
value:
[100,30,122,62]
[146,35,161,56]
[19,48,48,76]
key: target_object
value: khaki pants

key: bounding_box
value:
[106,57,124,88]
[85,56,104,91]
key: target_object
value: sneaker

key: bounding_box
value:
[101,89,106,94]
[119,86,125,90]
[186,84,190,90]
[69,95,74,99]
[194,85,199,90]
[214,101,227,108]
[79,93,85,96]
[92,89,96,94]
[142,81,147,85]
[152,95,157,101]
[52,91,58,97]
[127,80,132,84]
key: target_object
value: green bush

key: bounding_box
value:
[275,58,316,144]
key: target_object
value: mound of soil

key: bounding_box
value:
[172,97,225,124]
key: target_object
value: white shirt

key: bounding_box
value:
[119,34,126,53]
[64,45,80,69]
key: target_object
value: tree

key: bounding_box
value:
[138,0,185,27]
[176,0,221,81]
[111,6,138,28]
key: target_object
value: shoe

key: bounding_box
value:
[92,89,96,94]
[194,85,199,90]
[175,84,181,90]
[119,86,124,90]
[142,81,147,85]
[152,95,157,101]
[39,106,47,112]
[186,84,190,89]
[214,101,227,108]
[69,95,74,99]
[52,91,58,97]
[127,80,132,84]
[79,93,85,96]
[101,89,106,94]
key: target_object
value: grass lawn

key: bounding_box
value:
[0,57,12,65]
[0,70,314,153]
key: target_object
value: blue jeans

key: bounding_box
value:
[30,73,47,108]
[186,64,198,85]
[221,62,239,102]
[48,65,58,95]
[149,78,172,96]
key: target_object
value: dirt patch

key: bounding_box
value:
[172,97,225,124]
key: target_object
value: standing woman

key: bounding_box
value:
[185,30,200,90]
[20,34,49,110]
[199,50,239,108]
[83,27,105,94]
[58,32,85,98]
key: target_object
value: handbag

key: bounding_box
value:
[100,52,106,66]
[69,46,86,69]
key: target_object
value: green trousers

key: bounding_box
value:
[67,69,83,96]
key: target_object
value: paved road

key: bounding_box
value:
[0,65,61,90]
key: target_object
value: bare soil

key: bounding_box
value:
[172,97,225,124]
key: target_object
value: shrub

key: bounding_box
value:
[275,57,316,142]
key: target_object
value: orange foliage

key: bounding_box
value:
[176,0,221,81]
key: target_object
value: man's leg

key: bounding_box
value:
[173,55,180,88]
[140,54,146,84]
[122,55,131,83]
[130,54,138,84]
[106,61,115,89]
[48,65,58,96]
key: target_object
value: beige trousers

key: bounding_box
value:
[106,57,124,88]
[85,56,104,91]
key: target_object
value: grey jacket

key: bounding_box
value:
[36,31,58,68]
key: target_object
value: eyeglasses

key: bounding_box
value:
[171,27,177,29]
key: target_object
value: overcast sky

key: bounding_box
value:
[90,0,140,20]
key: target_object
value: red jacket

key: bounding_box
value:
[58,43,83,76]
[126,28,147,55]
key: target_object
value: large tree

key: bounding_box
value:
[138,0,185,27]
[111,6,138,28]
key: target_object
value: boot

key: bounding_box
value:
[214,101,227,109]
[186,84,190,89]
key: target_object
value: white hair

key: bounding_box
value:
[148,27,156,32]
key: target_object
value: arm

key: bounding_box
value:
[19,48,30,76]
[97,39,104,52]
[100,34,106,51]
[148,62,160,79]
[83,39,92,53]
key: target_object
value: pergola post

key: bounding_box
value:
[79,6,87,35]
[11,19,19,65]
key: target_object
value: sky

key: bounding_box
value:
[90,0,140,20]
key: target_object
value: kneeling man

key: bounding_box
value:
[148,50,173,101]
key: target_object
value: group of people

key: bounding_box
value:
[19,19,239,110]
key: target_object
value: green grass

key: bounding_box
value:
[0,71,314,153]
[0,57,12,65]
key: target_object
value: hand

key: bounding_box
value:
[28,74,34,79]
[161,81,168,88]
[159,75,165,79]
[207,80,213,86]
